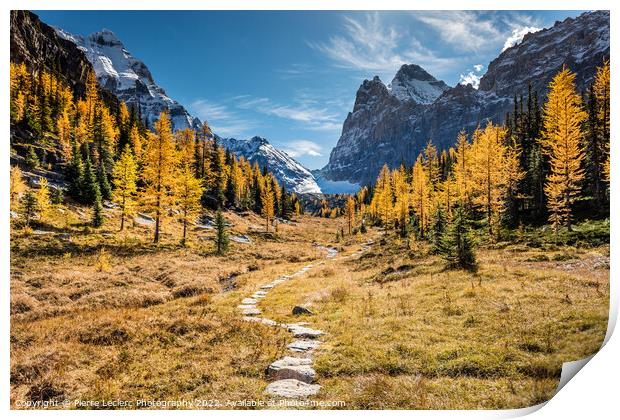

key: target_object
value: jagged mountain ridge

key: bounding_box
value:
[322,10,610,187]
[218,136,322,194]
[22,16,322,194]
[10,10,118,110]
[54,27,201,132]
[389,64,450,104]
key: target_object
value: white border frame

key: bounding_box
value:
[2,1,617,419]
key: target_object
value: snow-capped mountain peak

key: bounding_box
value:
[54,26,200,132]
[389,64,450,104]
[55,26,321,194]
[219,136,322,194]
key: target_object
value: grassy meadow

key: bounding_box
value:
[10,203,609,409]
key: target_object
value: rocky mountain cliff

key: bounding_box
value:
[322,10,610,187]
[12,11,321,194]
[55,27,201,132]
[10,10,118,109]
[219,136,321,194]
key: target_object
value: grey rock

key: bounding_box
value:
[242,316,277,326]
[287,325,324,339]
[241,298,257,305]
[268,365,316,384]
[264,379,321,399]
[292,306,313,316]
[287,340,321,352]
[242,307,261,316]
[267,357,316,384]
[230,234,252,244]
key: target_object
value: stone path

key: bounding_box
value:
[236,241,374,399]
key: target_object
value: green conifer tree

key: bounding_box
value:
[97,164,112,201]
[82,152,100,205]
[214,209,229,255]
[66,143,85,199]
[91,188,104,228]
[437,207,477,271]
[25,146,39,170]
[430,208,446,254]
[21,190,37,227]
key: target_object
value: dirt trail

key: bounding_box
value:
[236,241,374,399]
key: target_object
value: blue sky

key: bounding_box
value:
[35,10,583,170]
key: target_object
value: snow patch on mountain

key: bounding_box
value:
[388,64,450,104]
[54,27,201,132]
[312,170,360,194]
[219,136,322,194]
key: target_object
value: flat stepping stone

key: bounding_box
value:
[242,316,277,326]
[267,357,316,383]
[237,304,257,310]
[242,308,261,316]
[260,284,274,290]
[264,379,321,399]
[287,340,321,352]
[269,356,311,367]
[287,325,324,339]
[241,298,257,305]
[271,366,316,383]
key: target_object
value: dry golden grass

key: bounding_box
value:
[257,232,609,409]
[10,205,341,409]
[10,204,609,410]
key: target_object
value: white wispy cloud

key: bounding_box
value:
[413,11,504,52]
[236,96,341,131]
[189,99,256,138]
[502,26,542,51]
[309,13,457,80]
[412,11,543,54]
[458,71,481,89]
[458,63,486,89]
[280,140,323,158]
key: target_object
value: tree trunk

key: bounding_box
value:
[182,215,187,247]
[119,196,125,231]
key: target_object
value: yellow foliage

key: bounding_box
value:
[540,67,587,231]
[141,112,178,242]
[112,144,139,231]
[470,122,523,237]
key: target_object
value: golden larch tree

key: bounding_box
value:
[261,176,275,232]
[345,195,356,235]
[142,112,178,243]
[540,67,587,232]
[112,144,138,231]
[176,165,204,246]
[411,156,431,235]
[129,125,143,160]
[371,164,393,227]
[35,178,51,222]
[470,122,523,237]
[392,165,411,236]
[10,166,27,208]
[452,129,472,206]
[594,61,610,191]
